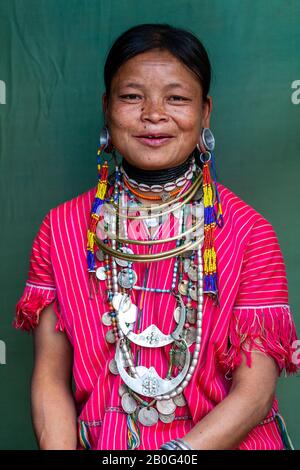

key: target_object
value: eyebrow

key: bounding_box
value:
[120,82,187,90]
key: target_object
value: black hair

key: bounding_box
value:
[104,23,211,101]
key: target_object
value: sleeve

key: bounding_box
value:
[220,217,299,377]
[13,211,65,333]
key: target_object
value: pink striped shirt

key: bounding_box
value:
[14,182,299,450]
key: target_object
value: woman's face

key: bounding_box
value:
[103,49,212,170]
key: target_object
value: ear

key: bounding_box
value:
[201,95,213,129]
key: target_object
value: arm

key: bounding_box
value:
[183,350,278,450]
[31,304,78,450]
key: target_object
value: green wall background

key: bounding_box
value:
[0,0,299,450]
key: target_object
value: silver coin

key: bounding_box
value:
[187,265,197,282]
[105,329,116,344]
[159,412,175,423]
[101,312,112,326]
[186,307,197,325]
[138,407,159,426]
[122,393,137,414]
[96,249,105,262]
[183,258,191,272]
[118,269,138,289]
[112,293,131,312]
[189,285,197,301]
[173,393,187,407]
[173,306,181,324]
[123,303,137,324]
[96,266,107,281]
[173,351,185,368]
[123,247,134,255]
[109,359,119,375]
[186,326,197,346]
[115,247,129,267]
[178,280,189,296]
[156,398,176,416]
[118,384,128,397]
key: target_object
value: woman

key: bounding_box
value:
[14,24,299,451]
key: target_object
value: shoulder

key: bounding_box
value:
[215,182,281,255]
[48,185,97,226]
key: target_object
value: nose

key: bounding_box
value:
[141,99,168,123]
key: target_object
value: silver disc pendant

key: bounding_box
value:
[122,393,138,414]
[186,307,197,325]
[96,266,107,281]
[173,351,185,368]
[187,265,197,282]
[156,398,176,416]
[186,326,197,346]
[118,268,138,289]
[115,247,129,267]
[183,258,191,272]
[118,384,128,397]
[173,306,181,324]
[159,412,175,423]
[101,312,112,327]
[123,303,137,324]
[105,329,116,344]
[178,280,189,296]
[173,393,187,407]
[112,293,131,313]
[96,249,105,262]
[109,359,119,375]
[189,285,197,301]
[138,407,159,426]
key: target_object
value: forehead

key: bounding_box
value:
[111,49,201,90]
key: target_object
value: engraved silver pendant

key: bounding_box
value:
[173,393,187,407]
[118,384,128,397]
[187,264,197,282]
[159,412,175,423]
[105,329,116,344]
[189,285,197,301]
[186,307,197,325]
[112,292,131,313]
[178,280,189,296]
[115,341,191,397]
[156,398,176,416]
[121,393,138,414]
[118,268,138,289]
[96,266,107,281]
[122,303,137,324]
[138,407,159,426]
[109,359,119,375]
[185,326,197,346]
[115,247,130,267]
[101,312,112,326]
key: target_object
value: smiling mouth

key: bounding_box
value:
[134,135,174,147]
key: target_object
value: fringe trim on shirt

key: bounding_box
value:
[13,284,65,333]
[219,305,299,376]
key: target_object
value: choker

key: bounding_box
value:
[121,154,196,193]
[121,153,195,186]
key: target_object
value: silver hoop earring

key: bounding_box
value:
[99,125,111,149]
[197,127,215,153]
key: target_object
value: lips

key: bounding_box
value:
[134,134,174,147]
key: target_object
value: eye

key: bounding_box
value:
[168,95,189,102]
[119,94,142,101]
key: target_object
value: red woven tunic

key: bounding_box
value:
[14,182,299,450]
